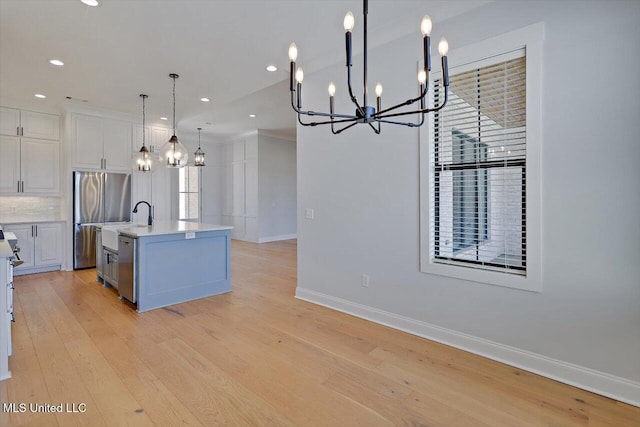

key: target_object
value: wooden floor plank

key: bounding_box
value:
[1,239,638,426]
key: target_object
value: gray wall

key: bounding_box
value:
[296,0,640,396]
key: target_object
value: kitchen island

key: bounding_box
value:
[113,221,232,312]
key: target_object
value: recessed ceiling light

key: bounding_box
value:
[81,0,100,6]
[160,117,168,120]
[49,59,64,66]
[249,114,256,118]
[34,93,46,99]
[266,65,277,72]
[200,97,210,102]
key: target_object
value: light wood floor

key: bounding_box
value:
[1,240,638,426]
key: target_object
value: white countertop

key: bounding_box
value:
[116,220,232,238]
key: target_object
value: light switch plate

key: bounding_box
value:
[305,208,314,220]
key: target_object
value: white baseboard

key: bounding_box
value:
[13,265,62,277]
[295,287,640,408]
[258,234,297,243]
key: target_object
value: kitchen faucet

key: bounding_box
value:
[133,201,153,226]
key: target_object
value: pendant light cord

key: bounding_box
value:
[198,128,201,149]
[142,95,146,147]
[172,75,176,135]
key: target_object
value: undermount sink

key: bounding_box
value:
[101,227,119,251]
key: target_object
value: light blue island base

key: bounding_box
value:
[122,225,232,313]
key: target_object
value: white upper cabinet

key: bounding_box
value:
[0,136,20,193]
[21,111,60,140]
[0,107,60,195]
[72,114,103,169]
[20,138,60,193]
[71,113,132,171]
[0,107,20,136]
[103,118,132,171]
[0,107,59,140]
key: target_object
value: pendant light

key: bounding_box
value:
[160,73,189,168]
[133,94,152,172]
[194,127,205,166]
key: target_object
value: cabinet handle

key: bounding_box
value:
[104,158,107,169]
[21,180,24,193]
[35,225,38,237]
[31,225,34,237]
[17,180,20,192]
[21,127,24,136]
[17,126,20,136]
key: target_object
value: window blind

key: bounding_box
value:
[431,53,526,275]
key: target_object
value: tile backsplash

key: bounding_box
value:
[0,196,65,222]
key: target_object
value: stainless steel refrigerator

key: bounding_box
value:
[73,171,131,269]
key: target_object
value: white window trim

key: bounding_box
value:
[420,23,544,292]
[178,165,203,222]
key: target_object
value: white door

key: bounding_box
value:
[34,223,63,266]
[0,136,20,194]
[20,111,60,140]
[72,114,103,169]
[0,107,20,137]
[21,138,60,194]
[103,119,132,171]
[4,224,35,270]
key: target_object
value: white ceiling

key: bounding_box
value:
[0,0,489,141]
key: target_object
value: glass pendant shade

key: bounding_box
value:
[133,145,152,171]
[161,135,189,168]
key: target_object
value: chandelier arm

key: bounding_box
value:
[298,114,358,127]
[374,85,428,117]
[331,121,359,134]
[291,91,358,120]
[367,121,380,134]
[376,86,448,120]
[375,114,425,127]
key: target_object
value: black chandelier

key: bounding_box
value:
[288,0,450,134]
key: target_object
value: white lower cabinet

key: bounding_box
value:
[3,222,63,275]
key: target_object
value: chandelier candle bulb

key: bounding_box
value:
[438,37,449,56]
[328,82,336,97]
[344,11,355,32]
[288,43,298,62]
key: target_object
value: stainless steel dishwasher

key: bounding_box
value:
[117,235,136,303]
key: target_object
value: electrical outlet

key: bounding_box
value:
[361,274,370,288]
[305,208,314,220]
[185,232,196,239]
